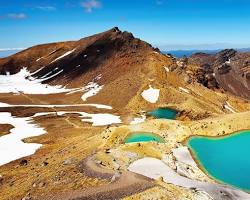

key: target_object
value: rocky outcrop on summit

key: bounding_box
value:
[183,49,250,100]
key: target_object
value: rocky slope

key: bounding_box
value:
[181,49,250,100]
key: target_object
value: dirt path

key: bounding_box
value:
[64,116,81,129]
[41,156,155,200]
[19,92,47,104]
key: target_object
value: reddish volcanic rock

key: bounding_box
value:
[185,49,250,100]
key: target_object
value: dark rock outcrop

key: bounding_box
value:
[186,49,250,100]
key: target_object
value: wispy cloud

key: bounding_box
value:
[80,0,102,13]
[34,6,56,11]
[5,13,27,20]
[0,48,25,52]
[156,0,164,5]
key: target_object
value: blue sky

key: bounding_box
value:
[1,0,250,50]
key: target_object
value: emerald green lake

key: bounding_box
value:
[188,130,250,191]
[125,132,165,143]
[148,108,178,119]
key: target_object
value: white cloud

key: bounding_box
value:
[7,13,27,19]
[0,48,25,52]
[35,6,56,11]
[80,0,102,13]
[156,0,163,5]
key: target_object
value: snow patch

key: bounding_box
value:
[65,74,103,101]
[225,59,231,65]
[224,101,237,113]
[81,82,103,101]
[130,115,146,125]
[177,60,184,67]
[0,103,112,110]
[179,87,190,94]
[164,66,170,72]
[30,67,45,76]
[33,111,121,126]
[80,113,121,126]
[36,57,43,62]
[43,69,64,81]
[0,102,11,107]
[0,112,45,166]
[141,86,160,103]
[51,48,76,63]
[0,68,105,99]
[173,146,197,168]
[33,112,56,117]
[0,68,71,94]
[128,157,250,200]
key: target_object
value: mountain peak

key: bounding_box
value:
[102,27,135,40]
[0,27,160,83]
[111,26,120,32]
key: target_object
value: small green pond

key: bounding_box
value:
[148,108,178,119]
[188,130,250,191]
[125,132,165,143]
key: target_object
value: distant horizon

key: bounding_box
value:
[1,33,250,52]
[158,44,250,51]
[1,44,250,52]
[1,44,250,59]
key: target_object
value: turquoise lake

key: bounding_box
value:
[125,132,165,143]
[188,130,250,191]
[148,108,178,119]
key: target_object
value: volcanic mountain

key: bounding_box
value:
[0,27,249,119]
[0,27,171,109]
